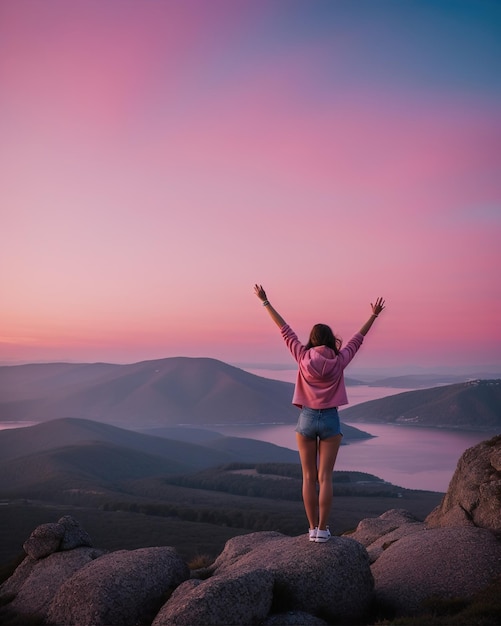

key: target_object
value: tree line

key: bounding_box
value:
[163,463,400,501]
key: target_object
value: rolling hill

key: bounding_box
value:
[0,417,305,504]
[0,417,299,469]
[340,379,501,431]
[0,418,229,466]
[0,358,299,426]
[0,441,192,495]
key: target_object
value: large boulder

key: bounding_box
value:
[47,546,190,626]
[153,569,275,626]
[426,434,501,533]
[23,522,65,559]
[349,437,501,618]
[347,508,425,563]
[22,515,92,559]
[58,514,93,550]
[0,548,104,622]
[371,526,501,616]
[156,531,374,625]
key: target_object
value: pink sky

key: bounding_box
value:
[1,1,500,371]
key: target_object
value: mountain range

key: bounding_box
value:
[1,358,499,433]
[340,379,501,431]
[0,358,299,427]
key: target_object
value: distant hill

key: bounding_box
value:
[0,358,301,427]
[340,380,501,432]
[0,417,304,500]
[0,359,373,443]
[0,418,230,467]
[0,417,299,468]
[0,441,193,495]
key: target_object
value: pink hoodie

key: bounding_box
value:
[280,324,364,408]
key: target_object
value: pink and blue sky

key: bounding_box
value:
[1,0,500,371]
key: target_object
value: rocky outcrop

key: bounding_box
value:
[153,568,276,626]
[426,434,501,533]
[348,508,425,563]
[22,514,92,559]
[348,507,501,616]
[153,532,374,625]
[342,433,501,617]
[0,514,103,623]
[1,436,500,624]
[371,526,501,616]
[1,522,374,626]
[48,546,189,626]
[0,547,104,620]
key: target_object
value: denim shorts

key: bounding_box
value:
[295,406,343,440]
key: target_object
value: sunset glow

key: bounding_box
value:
[1,0,500,370]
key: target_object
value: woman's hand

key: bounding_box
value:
[254,284,268,302]
[371,297,385,316]
[359,297,386,336]
[254,284,286,328]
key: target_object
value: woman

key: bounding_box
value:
[254,284,385,543]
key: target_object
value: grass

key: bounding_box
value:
[0,502,249,579]
[375,575,501,625]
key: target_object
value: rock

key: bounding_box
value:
[162,532,374,626]
[58,515,92,550]
[0,548,104,622]
[348,508,422,546]
[21,516,92,560]
[371,526,501,616]
[0,556,37,601]
[426,434,501,533]
[209,531,284,573]
[47,546,189,626]
[270,537,373,622]
[347,509,425,563]
[23,522,65,559]
[262,611,329,625]
[153,568,274,626]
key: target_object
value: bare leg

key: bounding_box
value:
[317,434,342,530]
[295,433,319,529]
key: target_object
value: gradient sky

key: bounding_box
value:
[1,0,500,371]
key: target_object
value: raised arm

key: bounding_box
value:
[254,284,287,328]
[359,297,385,336]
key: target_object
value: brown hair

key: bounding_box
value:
[305,323,342,355]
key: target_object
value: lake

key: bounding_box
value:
[215,421,491,493]
[234,368,496,493]
[0,421,38,430]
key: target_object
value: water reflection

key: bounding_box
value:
[216,421,492,492]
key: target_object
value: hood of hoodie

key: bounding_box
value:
[300,346,341,381]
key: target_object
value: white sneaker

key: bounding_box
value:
[308,528,317,542]
[315,527,331,543]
